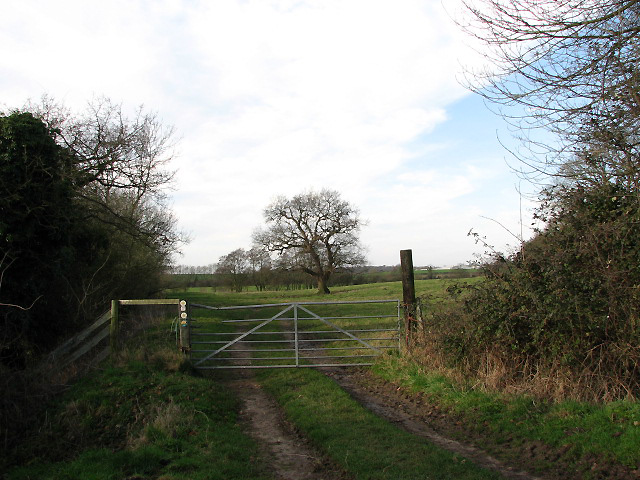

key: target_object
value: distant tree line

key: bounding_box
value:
[165,261,479,292]
[167,189,480,294]
[170,264,217,275]
[0,97,184,367]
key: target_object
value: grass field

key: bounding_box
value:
[179,281,502,479]
[179,280,640,476]
[167,277,475,304]
[6,278,638,479]
[4,322,273,480]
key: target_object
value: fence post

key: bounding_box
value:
[179,300,191,355]
[110,300,120,353]
[400,249,417,343]
[294,303,299,367]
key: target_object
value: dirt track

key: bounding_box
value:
[224,366,639,480]
[228,370,349,480]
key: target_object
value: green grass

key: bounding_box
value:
[4,322,273,480]
[256,367,501,479]
[373,356,640,470]
[178,282,640,475]
[10,279,637,479]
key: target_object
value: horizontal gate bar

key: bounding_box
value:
[192,345,395,353]
[299,345,397,351]
[191,299,398,310]
[192,331,286,336]
[196,363,375,369]
[192,328,396,336]
[192,340,292,345]
[192,340,397,345]
[191,346,397,354]
[274,336,395,343]
[119,299,181,305]
[297,328,398,334]
[192,338,397,346]
[192,353,379,361]
[198,356,296,361]
[189,299,400,369]
[289,355,378,360]
[192,348,296,353]
[221,314,397,323]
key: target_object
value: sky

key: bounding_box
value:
[1,0,538,268]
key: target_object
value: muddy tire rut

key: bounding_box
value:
[226,369,349,480]
[220,366,639,480]
[322,368,638,480]
[221,366,536,480]
[323,368,539,480]
[209,328,637,480]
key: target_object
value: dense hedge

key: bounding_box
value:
[428,183,640,400]
[1,109,177,367]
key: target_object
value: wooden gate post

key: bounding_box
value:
[179,300,191,355]
[400,250,417,340]
[110,299,120,353]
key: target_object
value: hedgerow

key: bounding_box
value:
[424,183,640,401]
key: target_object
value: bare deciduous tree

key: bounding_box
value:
[458,0,640,188]
[216,248,250,292]
[0,99,184,365]
[28,95,176,196]
[254,189,366,294]
[23,96,183,250]
[247,246,272,291]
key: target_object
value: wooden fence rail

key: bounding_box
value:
[44,310,111,370]
[43,298,181,372]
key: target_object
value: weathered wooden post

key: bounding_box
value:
[179,300,191,355]
[400,249,417,344]
[110,299,120,353]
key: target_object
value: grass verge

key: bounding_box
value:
[256,366,501,480]
[372,355,640,474]
[3,321,272,480]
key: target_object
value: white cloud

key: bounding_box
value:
[0,0,526,267]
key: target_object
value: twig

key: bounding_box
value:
[0,295,43,311]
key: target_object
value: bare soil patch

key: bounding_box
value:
[225,369,351,480]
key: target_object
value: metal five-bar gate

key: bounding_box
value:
[185,300,401,369]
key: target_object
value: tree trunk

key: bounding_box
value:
[317,274,331,294]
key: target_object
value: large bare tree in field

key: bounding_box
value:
[459,0,640,189]
[254,190,366,294]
